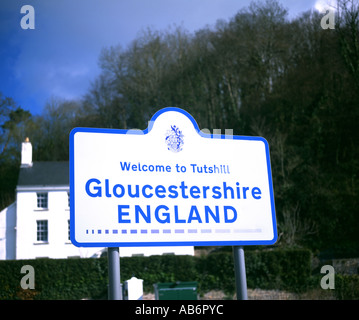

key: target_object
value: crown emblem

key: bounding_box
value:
[165,125,184,153]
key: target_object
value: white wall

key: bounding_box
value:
[0,202,16,260]
[15,188,102,259]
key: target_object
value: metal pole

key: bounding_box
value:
[108,247,122,300]
[233,246,248,300]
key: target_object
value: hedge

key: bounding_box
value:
[0,248,313,299]
[196,248,312,294]
[335,275,359,300]
[0,258,108,300]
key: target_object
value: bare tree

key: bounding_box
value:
[336,0,359,88]
[277,203,318,247]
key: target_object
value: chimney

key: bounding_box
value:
[21,137,33,168]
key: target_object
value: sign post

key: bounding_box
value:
[233,246,248,300]
[108,247,122,300]
[70,107,277,299]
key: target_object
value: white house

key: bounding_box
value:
[0,139,194,260]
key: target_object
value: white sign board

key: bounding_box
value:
[70,107,277,247]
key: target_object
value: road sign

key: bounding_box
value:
[70,107,277,247]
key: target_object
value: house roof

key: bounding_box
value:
[17,161,69,187]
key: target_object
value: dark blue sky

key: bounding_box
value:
[0,0,317,115]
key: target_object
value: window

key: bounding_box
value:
[37,193,48,209]
[36,220,48,242]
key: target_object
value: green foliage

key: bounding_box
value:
[335,275,359,300]
[196,252,235,293]
[0,258,108,300]
[246,249,312,292]
[0,94,33,210]
[0,248,313,299]
[120,255,198,292]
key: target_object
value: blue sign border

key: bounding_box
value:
[70,107,277,247]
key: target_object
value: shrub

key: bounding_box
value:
[0,258,108,300]
[335,275,359,300]
[0,248,313,299]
